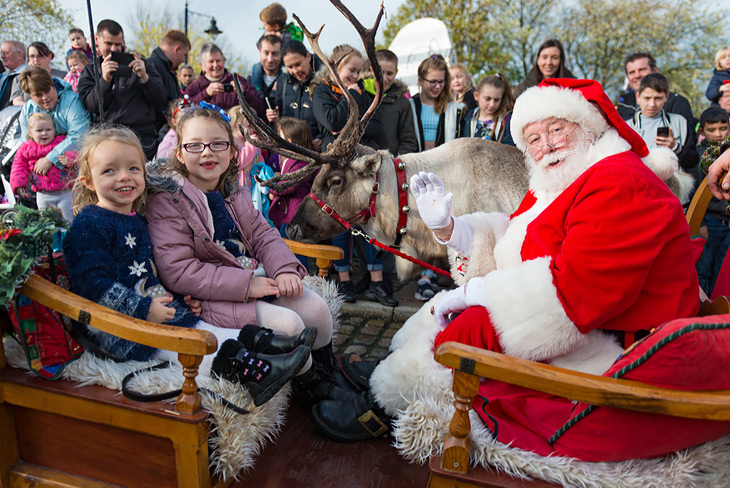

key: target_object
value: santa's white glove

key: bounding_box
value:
[432,286,469,328]
[410,171,452,230]
[432,278,489,328]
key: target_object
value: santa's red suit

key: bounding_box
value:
[369,79,717,462]
[431,147,701,458]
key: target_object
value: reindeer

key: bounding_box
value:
[233,0,693,281]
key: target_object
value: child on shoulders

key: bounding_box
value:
[706,46,730,105]
[63,50,89,93]
[66,28,92,60]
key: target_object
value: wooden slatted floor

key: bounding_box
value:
[233,401,429,487]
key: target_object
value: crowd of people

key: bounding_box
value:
[1,2,730,444]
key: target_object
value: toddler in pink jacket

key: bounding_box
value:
[10,112,76,221]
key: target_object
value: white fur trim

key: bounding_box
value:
[511,85,611,151]
[465,256,588,362]
[642,147,679,181]
[436,215,474,256]
[674,170,695,205]
[549,330,623,375]
[370,294,453,416]
[446,212,509,286]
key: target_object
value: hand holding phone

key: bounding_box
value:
[657,126,670,137]
[111,51,135,78]
[222,83,234,93]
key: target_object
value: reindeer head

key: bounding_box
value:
[286,147,393,242]
[232,0,385,193]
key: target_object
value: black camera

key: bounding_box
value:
[222,83,234,93]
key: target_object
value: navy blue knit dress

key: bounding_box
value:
[63,205,197,361]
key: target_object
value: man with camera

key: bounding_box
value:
[78,19,166,159]
[184,42,265,118]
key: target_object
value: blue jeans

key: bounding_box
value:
[333,231,383,273]
[696,216,730,295]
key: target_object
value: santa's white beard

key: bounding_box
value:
[527,134,595,195]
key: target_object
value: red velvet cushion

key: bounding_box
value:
[552,314,730,461]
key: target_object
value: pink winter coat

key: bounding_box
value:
[10,135,76,193]
[144,168,306,328]
[268,157,318,226]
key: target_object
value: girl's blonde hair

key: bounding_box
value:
[227,105,246,131]
[715,46,730,70]
[450,63,475,101]
[173,108,239,197]
[475,74,515,142]
[331,44,362,71]
[417,54,451,114]
[277,116,313,150]
[72,125,146,215]
[26,112,55,140]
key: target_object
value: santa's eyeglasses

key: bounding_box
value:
[524,123,577,157]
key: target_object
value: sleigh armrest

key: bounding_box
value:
[433,342,730,475]
[283,239,344,278]
[15,274,217,413]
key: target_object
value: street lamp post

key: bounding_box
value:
[184,0,223,63]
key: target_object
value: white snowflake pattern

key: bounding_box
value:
[216,239,226,249]
[128,261,147,277]
[124,233,137,249]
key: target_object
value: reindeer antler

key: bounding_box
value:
[232,1,385,192]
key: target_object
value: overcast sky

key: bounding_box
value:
[58,0,406,67]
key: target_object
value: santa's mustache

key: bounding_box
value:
[533,150,572,169]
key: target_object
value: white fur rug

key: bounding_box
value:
[374,295,730,488]
[4,276,343,482]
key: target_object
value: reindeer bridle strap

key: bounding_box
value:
[307,173,379,230]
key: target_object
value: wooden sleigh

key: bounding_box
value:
[0,240,343,488]
[428,175,730,488]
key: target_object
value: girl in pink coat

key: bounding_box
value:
[145,106,353,405]
[10,112,76,221]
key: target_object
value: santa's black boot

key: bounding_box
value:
[335,353,380,392]
[293,341,356,403]
[312,389,391,442]
[211,339,310,406]
[237,324,317,355]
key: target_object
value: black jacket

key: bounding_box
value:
[362,78,418,155]
[148,47,181,129]
[78,56,166,132]
[274,70,320,140]
[311,75,381,151]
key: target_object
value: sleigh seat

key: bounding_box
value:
[0,242,343,488]
[426,175,730,487]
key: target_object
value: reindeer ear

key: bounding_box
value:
[351,151,385,176]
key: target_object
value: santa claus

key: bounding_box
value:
[312,79,701,449]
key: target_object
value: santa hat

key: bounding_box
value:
[510,79,677,179]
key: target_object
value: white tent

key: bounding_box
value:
[388,18,455,96]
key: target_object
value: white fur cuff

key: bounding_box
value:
[465,256,588,362]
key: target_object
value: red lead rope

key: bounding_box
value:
[350,228,452,278]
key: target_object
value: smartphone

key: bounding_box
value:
[657,126,670,137]
[222,83,234,93]
[265,97,273,110]
[110,51,135,78]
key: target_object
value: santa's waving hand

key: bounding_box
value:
[410,171,474,256]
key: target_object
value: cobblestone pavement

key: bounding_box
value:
[331,275,452,360]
